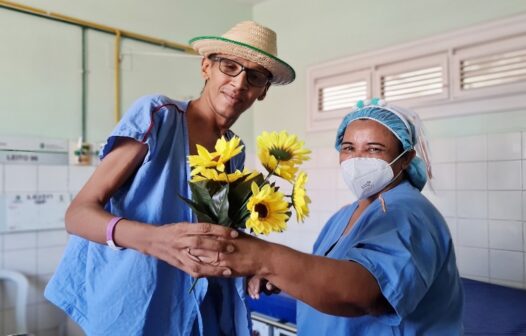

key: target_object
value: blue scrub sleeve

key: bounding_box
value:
[99,95,164,163]
[343,209,440,326]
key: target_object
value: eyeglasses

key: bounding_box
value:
[209,55,271,88]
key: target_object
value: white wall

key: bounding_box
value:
[0,162,94,335]
[0,0,255,146]
[252,0,526,145]
[425,132,526,288]
[252,0,526,288]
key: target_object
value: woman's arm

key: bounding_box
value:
[66,137,236,277]
[220,234,392,317]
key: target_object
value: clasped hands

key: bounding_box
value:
[146,222,278,298]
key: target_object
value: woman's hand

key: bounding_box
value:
[210,231,271,277]
[247,276,281,299]
[185,230,275,281]
[144,222,238,278]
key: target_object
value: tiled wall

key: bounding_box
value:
[246,148,355,254]
[0,163,94,336]
[424,131,526,289]
[2,132,526,335]
[256,131,526,290]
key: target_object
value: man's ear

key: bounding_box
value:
[201,56,211,81]
[257,84,271,101]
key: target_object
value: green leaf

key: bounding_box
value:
[188,182,218,220]
[230,173,264,206]
[212,184,231,226]
[205,180,224,196]
[189,181,213,204]
[236,209,251,229]
[228,197,252,229]
[177,194,216,223]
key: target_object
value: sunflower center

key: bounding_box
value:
[269,147,292,161]
[254,203,269,219]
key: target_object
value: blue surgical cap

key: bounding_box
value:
[335,101,428,190]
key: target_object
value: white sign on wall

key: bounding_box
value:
[0,192,71,232]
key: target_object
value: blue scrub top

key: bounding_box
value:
[45,95,251,336]
[297,181,464,335]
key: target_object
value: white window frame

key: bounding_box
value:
[307,13,526,131]
[451,34,526,100]
[374,53,449,106]
[309,68,371,131]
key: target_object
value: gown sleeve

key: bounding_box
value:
[99,95,174,164]
[342,204,445,325]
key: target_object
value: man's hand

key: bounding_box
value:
[144,222,238,278]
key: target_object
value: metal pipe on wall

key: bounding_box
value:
[114,31,122,123]
[0,0,196,125]
[0,1,195,53]
[81,27,87,139]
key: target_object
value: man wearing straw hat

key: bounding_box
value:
[45,21,294,335]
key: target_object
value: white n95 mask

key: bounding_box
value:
[340,150,407,200]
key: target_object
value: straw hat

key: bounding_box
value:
[189,21,295,85]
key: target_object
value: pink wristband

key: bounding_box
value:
[106,216,124,250]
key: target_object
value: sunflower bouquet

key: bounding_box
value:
[182,131,311,238]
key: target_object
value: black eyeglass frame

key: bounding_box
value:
[208,55,272,88]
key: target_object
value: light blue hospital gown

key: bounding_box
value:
[297,181,464,335]
[45,95,251,336]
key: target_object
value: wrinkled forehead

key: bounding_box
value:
[343,118,402,144]
[350,117,402,142]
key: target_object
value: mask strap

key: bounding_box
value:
[391,167,404,181]
[385,150,409,188]
[388,148,410,166]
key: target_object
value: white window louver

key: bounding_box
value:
[381,66,444,101]
[318,80,367,112]
[461,48,526,90]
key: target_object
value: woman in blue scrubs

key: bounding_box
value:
[214,99,464,335]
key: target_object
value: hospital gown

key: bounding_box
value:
[297,181,464,335]
[45,95,251,336]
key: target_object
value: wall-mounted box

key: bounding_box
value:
[0,135,68,165]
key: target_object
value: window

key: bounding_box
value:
[308,13,526,129]
[375,53,448,104]
[308,69,370,131]
[452,34,526,98]
[319,80,367,112]
[461,49,526,90]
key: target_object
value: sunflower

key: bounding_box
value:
[188,144,219,174]
[257,131,311,182]
[214,136,244,172]
[292,171,311,223]
[191,168,257,183]
[188,136,244,174]
[246,182,290,235]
